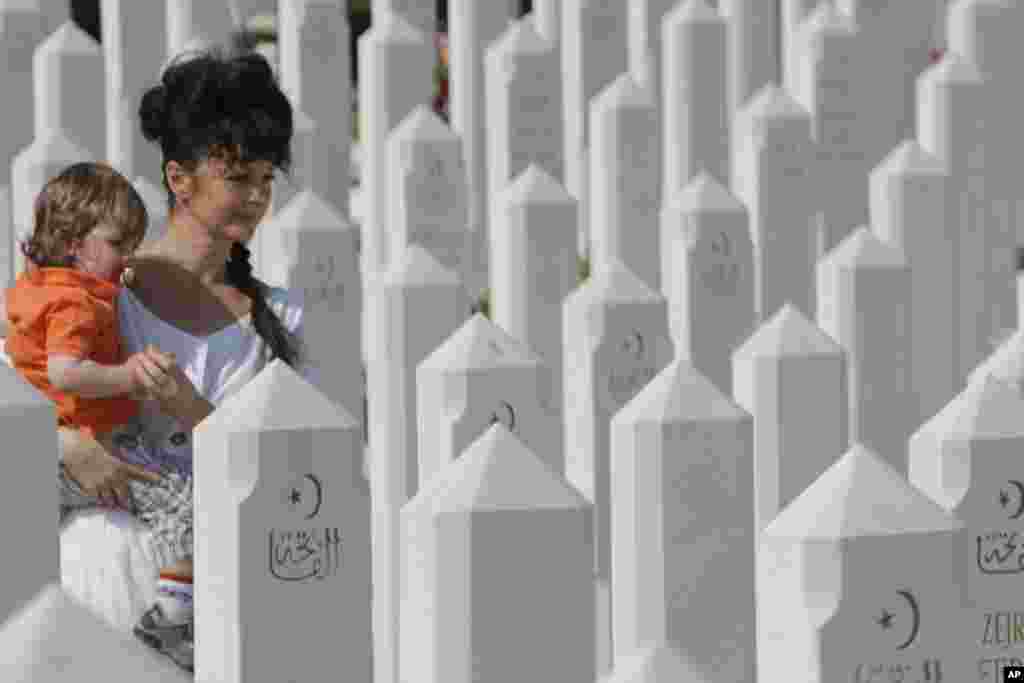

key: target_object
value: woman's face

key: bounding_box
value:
[175,152,275,244]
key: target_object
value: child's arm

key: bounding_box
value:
[48,354,139,399]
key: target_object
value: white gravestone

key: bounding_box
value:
[0,584,189,681]
[365,245,472,683]
[358,12,432,278]
[11,130,92,278]
[909,375,1024,681]
[0,364,58,628]
[133,177,170,249]
[732,302,847,531]
[562,0,628,257]
[564,259,674,676]
[718,0,779,116]
[589,72,661,293]
[192,360,370,683]
[661,0,729,199]
[968,263,1024,394]
[34,22,105,163]
[627,0,677,147]
[401,425,594,683]
[100,0,167,187]
[917,52,1000,383]
[277,0,351,220]
[417,313,560,481]
[0,3,48,287]
[485,16,564,268]
[732,84,818,321]
[260,190,363,438]
[610,359,755,680]
[491,164,577,454]
[759,444,968,683]
[448,0,517,297]
[947,1,1019,337]
[165,0,236,59]
[794,4,869,256]
[661,171,755,396]
[372,0,434,36]
[870,139,959,426]
[817,226,912,475]
[388,105,469,286]
[273,105,316,212]
[949,0,1024,249]
[838,2,938,168]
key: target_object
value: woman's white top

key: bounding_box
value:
[60,283,322,633]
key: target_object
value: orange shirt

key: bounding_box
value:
[4,266,138,438]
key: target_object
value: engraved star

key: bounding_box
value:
[876,610,894,629]
[290,489,301,505]
[1001,490,1011,508]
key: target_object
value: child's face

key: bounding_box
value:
[70,222,140,283]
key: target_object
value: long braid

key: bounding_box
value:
[224,242,303,368]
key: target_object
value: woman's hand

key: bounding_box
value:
[59,428,162,510]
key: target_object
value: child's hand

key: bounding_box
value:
[125,346,177,400]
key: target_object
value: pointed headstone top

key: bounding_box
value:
[873,139,947,178]
[380,243,463,287]
[969,331,1024,388]
[615,358,749,425]
[603,641,704,682]
[733,303,843,359]
[414,424,589,513]
[38,20,100,55]
[921,50,984,84]
[765,444,963,540]
[741,83,810,122]
[0,583,188,681]
[491,14,550,57]
[920,373,1024,441]
[503,163,572,205]
[822,226,907,268]
[393,105,455,143]
[203,358,359,433]
[666,0,722,25]
[594,71,655,111]
[420,314,542,372]
[275,189,351,231]
[668,170,744,213]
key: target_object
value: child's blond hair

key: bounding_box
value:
[19,162,148,269]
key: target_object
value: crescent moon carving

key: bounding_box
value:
[489,401,516,431]
[1007,480,1024,520]
[895,590,920,651]
[303,473,323,520]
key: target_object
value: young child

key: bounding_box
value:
[4,162,196,672]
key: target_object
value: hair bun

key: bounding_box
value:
[139,85,169,143]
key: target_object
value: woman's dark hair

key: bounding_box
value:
[20,162,147,268]
[138,46,303,368]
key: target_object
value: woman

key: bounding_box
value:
[55,45,321,650]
